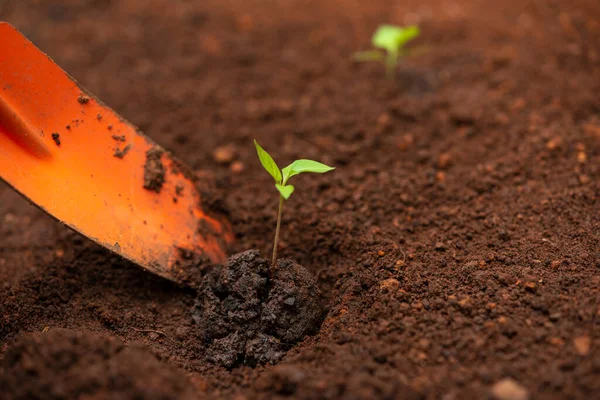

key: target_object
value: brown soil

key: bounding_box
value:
[1,0,600,399]
[0,329,196,399]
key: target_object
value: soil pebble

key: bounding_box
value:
[143,147,166,193]
[0,329,196,400]
[491,378,530,400]
[573,336,591,356]
[212,145,237,164]
[192,250,322,368]
[230,161,244,173]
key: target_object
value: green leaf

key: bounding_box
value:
[275,184,295,200]
[254,140,282,183]
[352,50,385,62]
[372,24,420,53]
[282,159,335,184]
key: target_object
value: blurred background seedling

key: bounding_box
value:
[353,24,424,80]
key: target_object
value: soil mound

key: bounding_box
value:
[192,250,322,368]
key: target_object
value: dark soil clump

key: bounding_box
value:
[192,250,323,368]
[113,143,132,159]
[51,132,60,146]
[0,329,196,400]
[143,147,166,193]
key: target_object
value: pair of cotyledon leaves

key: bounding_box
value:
[353,24,420,62]
[254,140,334,200]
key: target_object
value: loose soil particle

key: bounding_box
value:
[1,0,600,399]
[51,132,60,146]
[113,143,132,159]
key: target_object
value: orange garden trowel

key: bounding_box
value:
[0,22,232,283]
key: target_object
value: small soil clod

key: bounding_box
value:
[51,133,60,146]
[192,250,322,369]
[143,147,166,193]
[77,94,89,104]
[113,144,132,159]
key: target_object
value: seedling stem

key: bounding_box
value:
[272,194,284,271]
[385,49,398,80]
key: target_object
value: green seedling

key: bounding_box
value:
[353,24,421,80]
[254,140,334,272]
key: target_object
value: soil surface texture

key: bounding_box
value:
[1,0,600,399]
[0,329,196,400]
